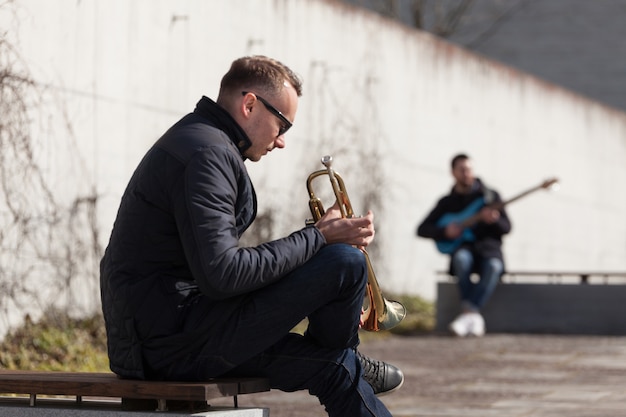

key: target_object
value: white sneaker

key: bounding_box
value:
[449,312,486,337]
[468,312,485,337]
[448,313,472,337]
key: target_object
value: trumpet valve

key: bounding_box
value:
[307,198,325,224]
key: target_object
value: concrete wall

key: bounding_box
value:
[345,0,626,113]
[1,0,624,314]
[459,0,626,113]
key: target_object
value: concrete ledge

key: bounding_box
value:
[436,281,626,335]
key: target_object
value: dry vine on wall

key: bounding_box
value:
[0,21,102,333]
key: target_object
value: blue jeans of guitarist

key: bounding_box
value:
[452,248,503,310]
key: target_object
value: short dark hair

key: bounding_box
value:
[451,153,469,169]
[220,55,303,99]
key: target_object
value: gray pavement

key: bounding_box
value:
[220,333,626,417]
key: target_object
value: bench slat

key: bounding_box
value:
[0,371,269,403]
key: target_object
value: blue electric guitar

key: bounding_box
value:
[435,178,559,254]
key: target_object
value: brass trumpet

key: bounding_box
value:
[306,155,406,331]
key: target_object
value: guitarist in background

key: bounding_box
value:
[417,153,511,337]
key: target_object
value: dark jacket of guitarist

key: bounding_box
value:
[416,178,512,274]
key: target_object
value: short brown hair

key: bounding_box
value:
[219,55,303,99]
[451,153,469,169]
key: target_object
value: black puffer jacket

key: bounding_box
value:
[100,97,325,379]
[416,178,511,271]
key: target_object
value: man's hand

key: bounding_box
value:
[479,207,500,224]
[359,307,366,328]
[444,223,463,239]
[315,202,375,247]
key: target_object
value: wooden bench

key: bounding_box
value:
[436,270,626,335]
[0,370,270,412]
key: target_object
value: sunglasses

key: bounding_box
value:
[242,91,293,137]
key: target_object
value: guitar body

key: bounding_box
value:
[435,197,485,254]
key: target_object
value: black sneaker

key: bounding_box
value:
[356,351,404,396]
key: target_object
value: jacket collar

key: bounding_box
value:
[193,96,252,158]
[451,178,484,196]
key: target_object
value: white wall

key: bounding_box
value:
[2,0,625,309]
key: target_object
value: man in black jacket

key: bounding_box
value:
[100,56,402,417]
[417,153,511,337]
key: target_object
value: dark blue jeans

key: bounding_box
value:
[451,248,503,310]
[157,244,393,417]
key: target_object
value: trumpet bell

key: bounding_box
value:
[377,300,407,331]
[362,293,407,331]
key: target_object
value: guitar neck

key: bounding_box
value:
[502,184,546,206]
[461,179,556,228]
[461,211,485,228]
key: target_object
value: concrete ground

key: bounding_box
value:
[221,332,626,417]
